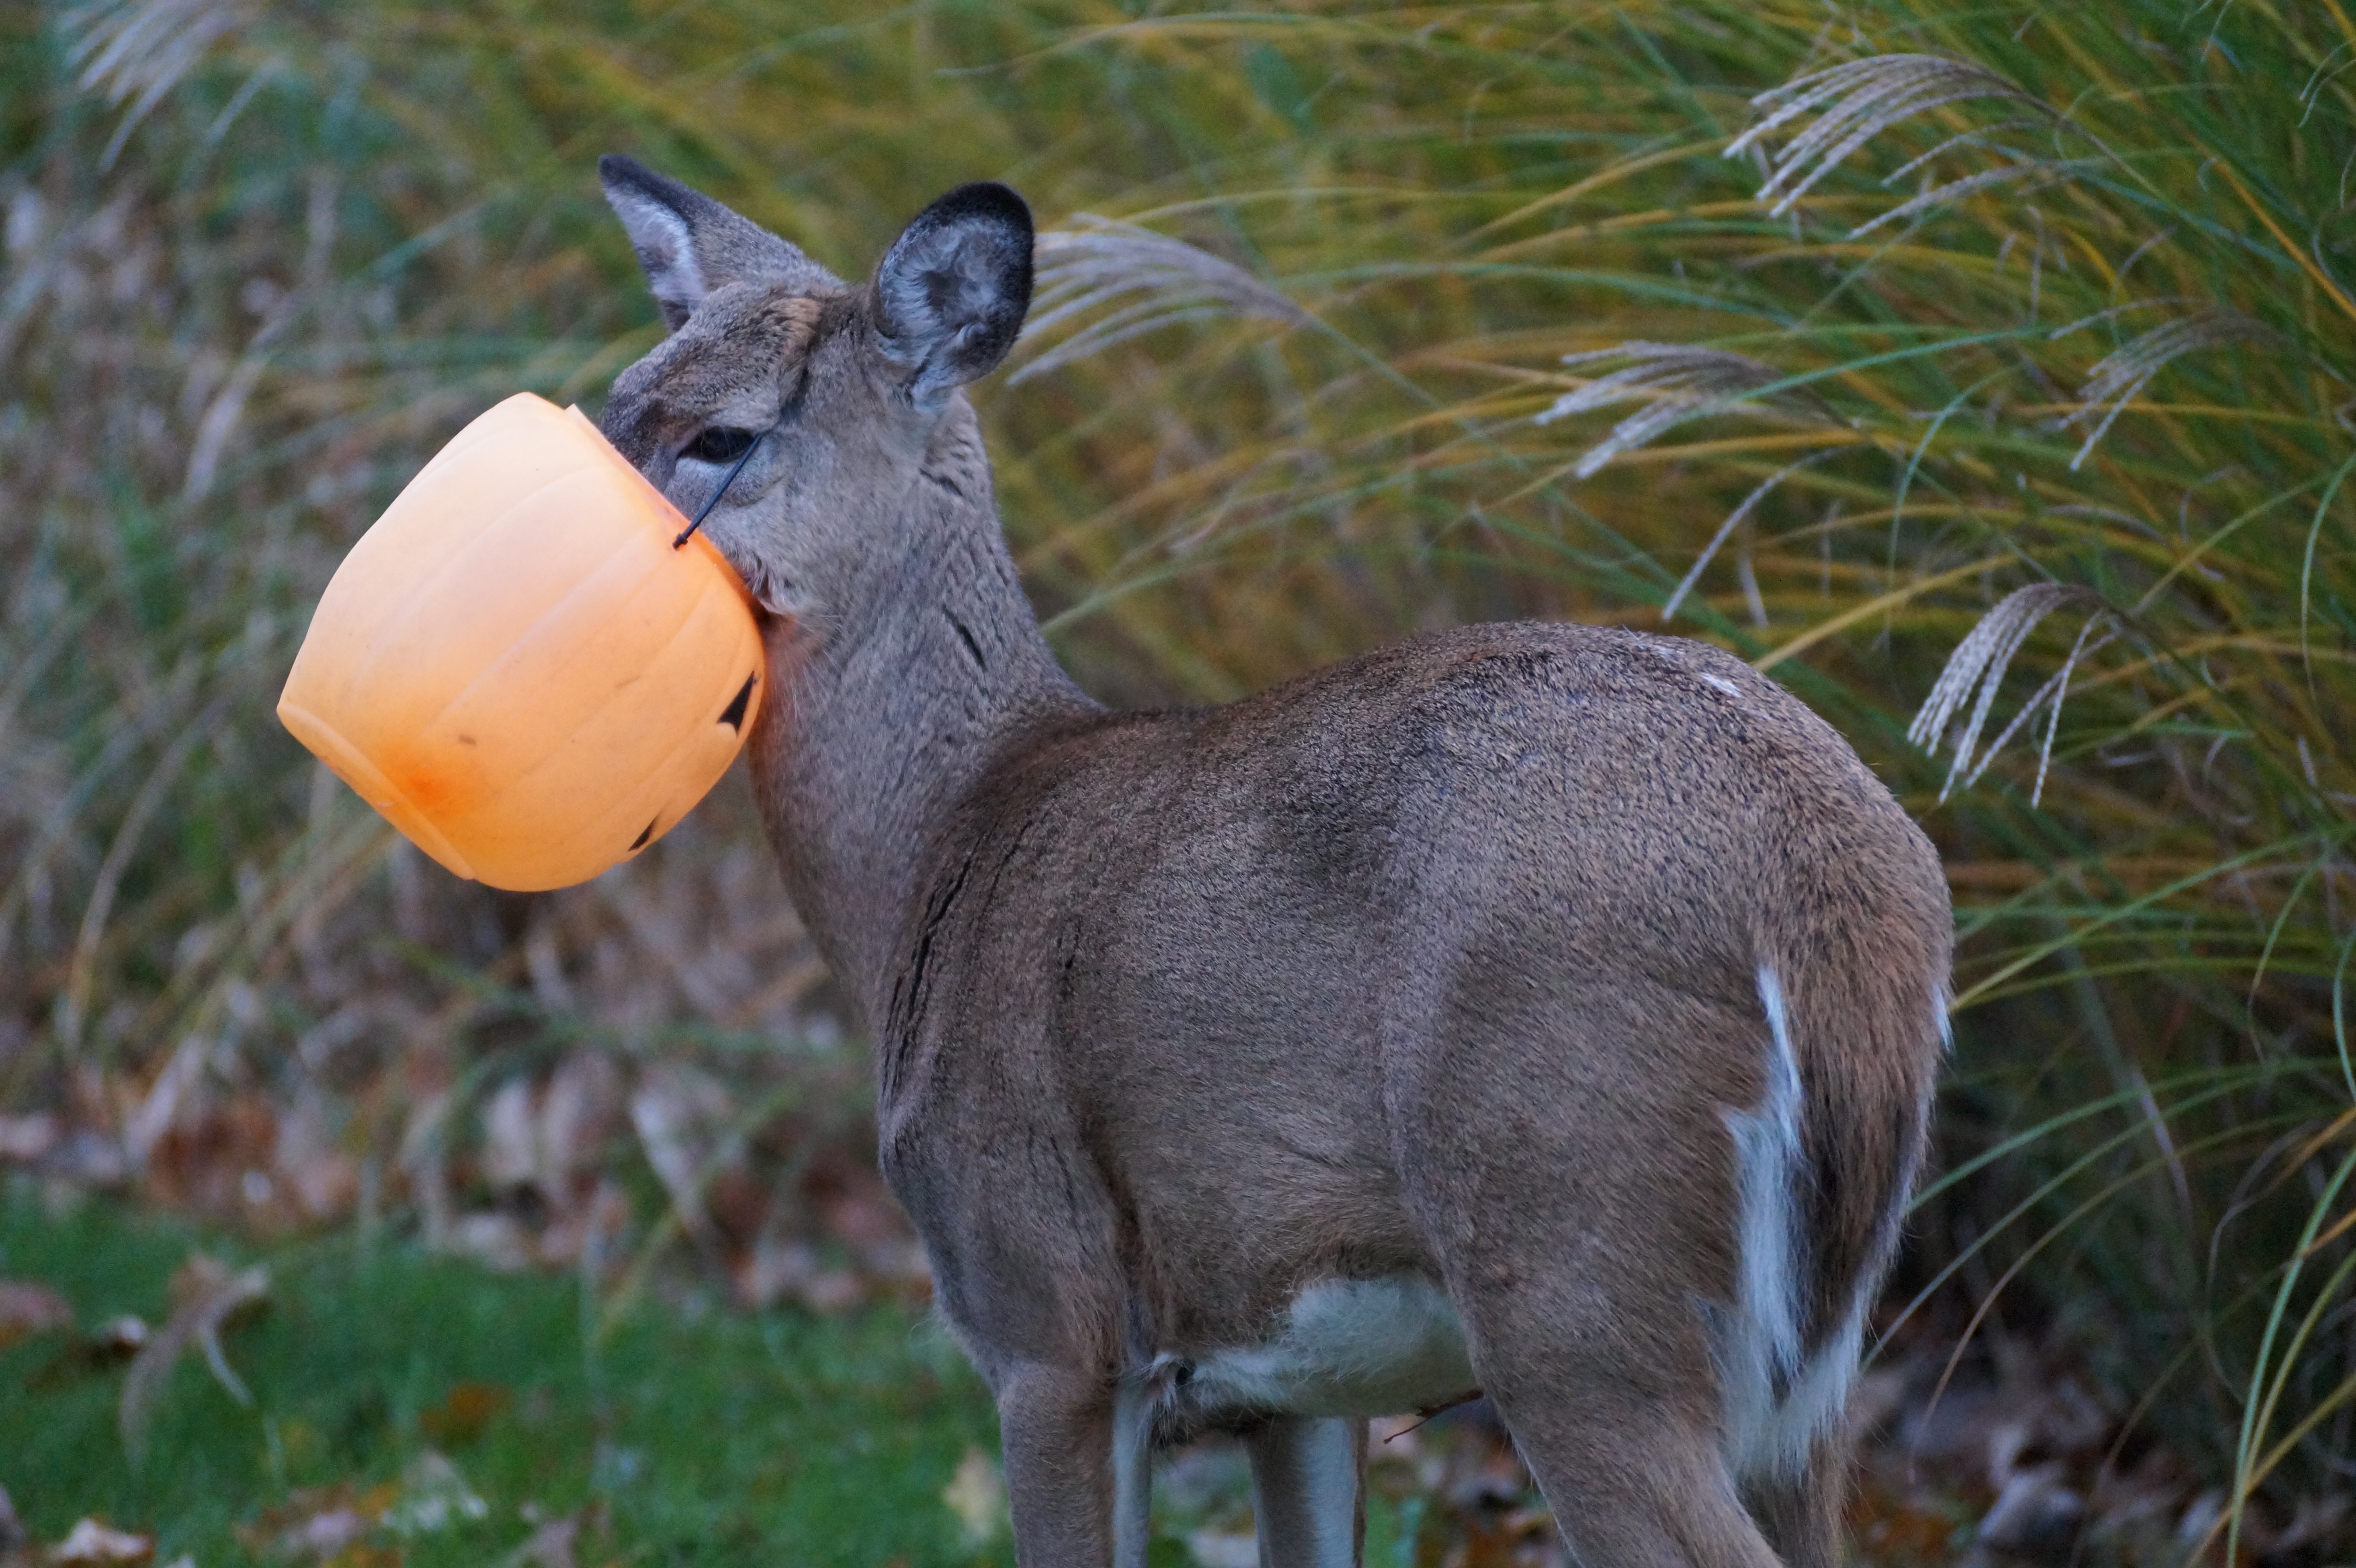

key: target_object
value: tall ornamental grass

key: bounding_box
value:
[4,0,2353,1531]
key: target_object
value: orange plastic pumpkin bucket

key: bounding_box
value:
[278,392,766,892]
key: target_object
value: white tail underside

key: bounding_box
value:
[1719,963,1868,1483]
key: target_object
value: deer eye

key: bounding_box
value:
[685,426,758,464]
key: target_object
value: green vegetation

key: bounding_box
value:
[3,1191,1450,1568]
[0,1183,1003,1567]
[5,0,2356,1554]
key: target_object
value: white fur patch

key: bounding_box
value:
[1769,1290,1869,1475]
[1723,979,1938,1480]
[1178,1275,1476,1420]
[1701,673,1742,697]
[1719,964,1924,1482]
[1719,962,1821,1481]
[610,193,706,313]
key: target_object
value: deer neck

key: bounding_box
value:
[747,407,1095,1029]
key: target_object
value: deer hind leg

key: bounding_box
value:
[1412,1218,1793,1568]
[1738,1432,1847,1568]
[1244,1416,1366,1568]
[1428,1265,1783,1568]
[1392,983,1792,1568]
[1491,1384,1783,1568]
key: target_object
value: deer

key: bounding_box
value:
[592,155,1951,1568]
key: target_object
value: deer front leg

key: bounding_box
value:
[999,1364,1119,1567]
[1112,1373,1158,1568]
[1246,1416,1366,1568]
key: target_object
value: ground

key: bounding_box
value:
[0,1179,2239,1568]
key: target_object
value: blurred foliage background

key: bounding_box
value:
[5,0,2356,1561]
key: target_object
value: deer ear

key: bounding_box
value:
[599,155,834,332]
[871,182,1033,409]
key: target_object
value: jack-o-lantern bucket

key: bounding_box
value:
[278,392,765,892]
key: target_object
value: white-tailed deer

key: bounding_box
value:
[595,156,1950,1568]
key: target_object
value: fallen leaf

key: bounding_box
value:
[799,1270,864,1315]
[87,1316,149,1359]
[379,1451,487,1536]
[442,1214,531,1273]
[1186,1532,1257,1568]
[941,1447,1004,1548]
[233,1480,399,1560]
[500,1516,576,1568]
[50,1519,151,1564]
[0,1280,73,1349]
[1847,1477,1962,1562]
[536,1053,621,1200]
[626,1067,733,1239]
[480,1080,539,1192]
[532,1179,628,1271]
[275,1416,326,1473]
[320,1548,402,1568]
[418,1383,511,1448]
[0,1112,58,1163]
[1978,1461,2085,1556]
[119,1255,268,1460]
[732,1236,815,1310]
[280,1510,369,1561]
[272,1092,361,1221]
[2264,1494,2353,1563]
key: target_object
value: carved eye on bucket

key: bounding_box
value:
[719,672,756,731]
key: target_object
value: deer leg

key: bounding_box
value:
[1739,1430,1847,1568]
[1422,1206,1789,1568]
[999,1363,1118,1568]
[1112,1373,1157,1568]
[1442,1282,1780,1568]
[1245,1415,1365,1568]
[1427,1234,1791,1568]
[1498,1388,1782,1568]
[1393,986,1793,1568]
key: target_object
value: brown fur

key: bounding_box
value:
[595,157,1951,1568]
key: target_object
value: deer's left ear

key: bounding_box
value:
[871,182,1034,410]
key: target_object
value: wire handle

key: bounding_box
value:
[673,437,761,548]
